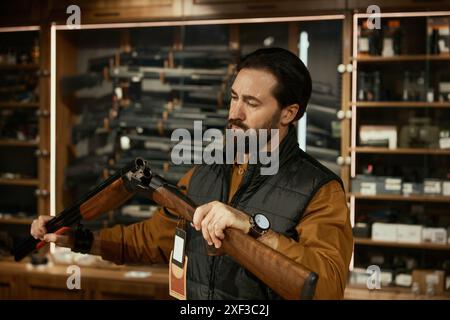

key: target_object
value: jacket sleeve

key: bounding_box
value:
[98,167,195,265]
[274,180,353,299]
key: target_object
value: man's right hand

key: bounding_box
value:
[30,215,75,249]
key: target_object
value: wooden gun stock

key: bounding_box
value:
[147,177,318,300]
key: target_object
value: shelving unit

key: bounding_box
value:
[350,193,450,203]
[53,17,347,227]
[349,11,450,297]
[352,147,450,155]
[0,26,50,260]
[354,238,450,251]
[351,101,450,108]
[354,54,450,62]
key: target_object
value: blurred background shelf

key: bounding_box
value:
[350,193,450,203]
[344,284,450,300]
[0,63,39,70]
[0,102,40,108]
[351,101,450,108]
[354,54,450,62]
[0,139,38,147]
[352,147,450,155]
[0,178,39,187]
[0,217,34,225]
[354,238,450,251]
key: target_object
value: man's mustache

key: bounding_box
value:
[227,119,249,131]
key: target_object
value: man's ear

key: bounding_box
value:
[280,104,300,125]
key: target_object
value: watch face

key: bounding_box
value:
[254,214,270,230]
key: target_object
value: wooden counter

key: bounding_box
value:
[0,260,171,299]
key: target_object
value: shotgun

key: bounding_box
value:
[12,158,318,300]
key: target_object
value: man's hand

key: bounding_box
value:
[192,201,251,249]
[30,215,74,249]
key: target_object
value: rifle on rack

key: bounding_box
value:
[12,158,318,300]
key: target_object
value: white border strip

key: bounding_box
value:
[50,24,57,253]
[53,14,345,30]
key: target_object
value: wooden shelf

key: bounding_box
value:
[352,147,450,155]
[354,54,450,62]
[0,139,38,147]
[0,217,34,225]
[0,63,39,71]
[345,284,450,300]
[0,102,39,108]
[351,101,450,108]
[350,193,450,203]
[354,238,450,251]
[0,178,38,187]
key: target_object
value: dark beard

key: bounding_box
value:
[226,110,281,154]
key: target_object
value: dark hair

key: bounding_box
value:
[236,47,312,121]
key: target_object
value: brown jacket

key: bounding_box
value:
[99,163,353,299]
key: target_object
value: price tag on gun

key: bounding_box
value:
[169,224,188,300]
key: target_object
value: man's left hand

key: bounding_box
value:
[192,201,251,248]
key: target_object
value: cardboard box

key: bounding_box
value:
[397,224,423,244]
[395,273,413,287]
[402,182,423,196]
[359,125,397,149]
[380,177,403,195]
[412,270,445,295]
[422,228,447,244]
[372,223,398,242]
[352,175,378,195]
[443,181,450,196]
[423,179,442,195]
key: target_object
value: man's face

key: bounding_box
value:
[227,68,282,133]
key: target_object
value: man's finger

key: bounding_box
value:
[214,221,226,240]
[200,210,215,245]
[208,222,220,248]
[193,202,213,230]
[43,233,60,243]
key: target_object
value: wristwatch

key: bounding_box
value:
[248,213,270,239]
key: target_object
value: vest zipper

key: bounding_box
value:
[208,256,216,299]
[230,165,255,207]
[207,166,254,299]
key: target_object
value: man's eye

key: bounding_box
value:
[231,95,238,100]
[247,101,258,107]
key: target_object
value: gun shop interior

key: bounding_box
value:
[0,0,450,301]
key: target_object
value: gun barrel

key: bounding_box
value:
[12,159,138,261]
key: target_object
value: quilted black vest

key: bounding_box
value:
[184,125,343,299]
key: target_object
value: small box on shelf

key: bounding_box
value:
[359,125,397,149]
[402,182,423,196]
[422,228,448,245]
[372,223,398,242]
[397,224,422,244]
[423,179,442,195]
[412,270,446,296]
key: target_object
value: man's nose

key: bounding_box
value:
[229,100,246,121]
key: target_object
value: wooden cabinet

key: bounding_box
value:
[347,0,450,12]
[0,260,171,299]
[349,11,450,296]
[183,0,346,18]
[46,0,183,24]
[0,26,50,258]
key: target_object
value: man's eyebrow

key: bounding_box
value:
[230,88,262,104]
